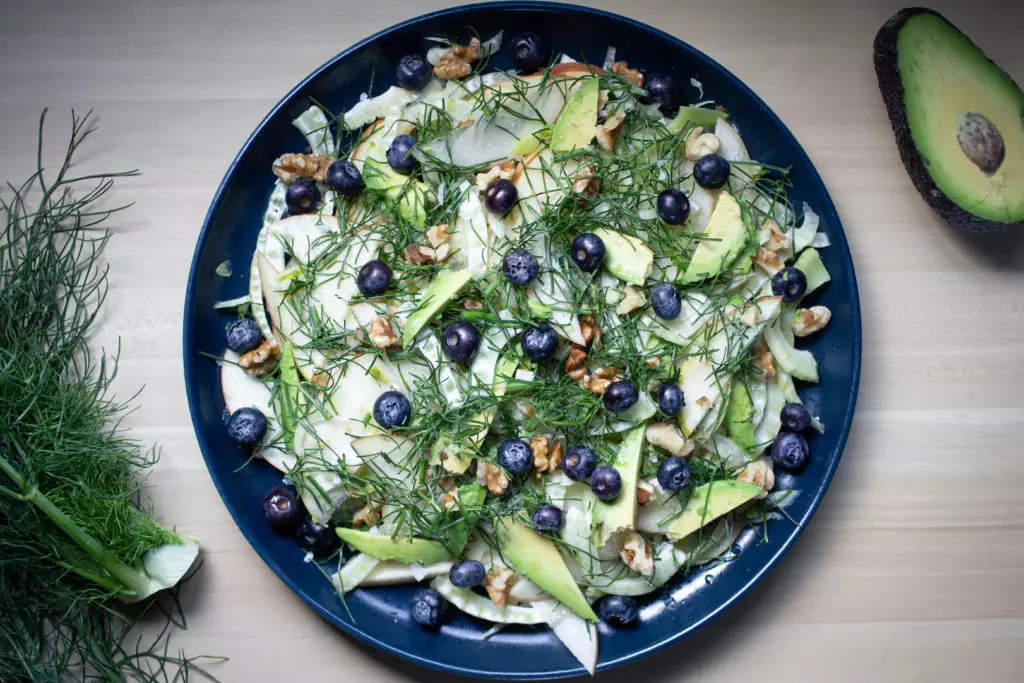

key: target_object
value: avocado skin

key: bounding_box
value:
[873,7,1024,231]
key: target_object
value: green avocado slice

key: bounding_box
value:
[591,426,645,549]
[495,518,598,622]
[551,77,599,152]
[663,480,764,541]
[725,381,756,452]
[682,192,751,283]
[335,528,454,564]
[593,228,653,285]
[874,8,1024,229]
[402,267,473,347]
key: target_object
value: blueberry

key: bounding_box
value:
[603,380,639,413]
[657,382,684,417]
[373,391,411,429]
[644,73,680,113]
[225,318,263,354]
[484,178,518,215]
[657,457,691,491]
[562,445,598,482]
[442,321,481,363]
[263,487,302,535]
[570,233,606,272]
[650,283,682,320]
[357,259,392,297]
[771,266,807,303]
[693,154,731,190]
[285,178,321,214]
[656,188,690,225]
[511,32,545,73]
[227,407,267,446]
[780,402,812,433]
[532,505,564,533]
[521,323,558,361]
[502,250,539,285]
[497,438,533,474]
[590,466,622,501]
[296,520,340,557]
[771,431,809,472]
[411,587,447,628]
[386,135,417,175]
[599,594,639,626]
[396,54,432,91]
[326,160,363,197]
[449,560,486,588]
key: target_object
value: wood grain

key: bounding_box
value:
[1,0,1023,680]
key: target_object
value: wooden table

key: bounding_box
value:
[2,0,1022,680]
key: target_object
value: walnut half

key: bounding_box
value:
[610,60,643,88]
[272,153,334,183]
[792,306,832,337]
[477,461,509,495]
[237,337,281,376]
[484,566,517,608]
[433,38,480,80]
[368,316,401,350]
[619,532,655,576]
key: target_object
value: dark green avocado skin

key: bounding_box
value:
[874,7,1024,231]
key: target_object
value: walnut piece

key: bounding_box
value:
[530,435,550,474]
[737,458,775,499]
[352,502,382,527]
[425,223,451,248]
[237,337,282,376]
[584,366,621,395]
[752,337,776,378]
[793,305,832,337]
[272,153,334,183]
[475,160,518,190]
[403,243,450,265]
[477,461,509,496]
[484,566,517,608]
[579,314,601,348]
[754,247,784,275]
[764,220,791,252]
[564,346,588,382]
[548,439,564,473]
[636,480,654,506]
[462,299,484,310]
[596,112,626,152]
[368,316,401,350]
[441,486,460,512]
[433,37,480,80]
[619,532,655,577]
[616,285,646,315]
[684,132,722,161]
[572,165,600,199]
[610,60,643,88]
[646,422,693,457]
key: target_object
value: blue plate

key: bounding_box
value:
[183,2,861,678]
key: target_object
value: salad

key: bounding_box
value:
[213,30,834,672]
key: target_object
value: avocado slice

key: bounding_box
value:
[495,518,598,622]
[793,248,830,297]
[874,8,1024,230]
[667,106,729,133]
[401,267,473,347]
[443,484,487,555]
[277,340,302,450]
[363,157,431,228]
[592,426,645,549]
[551,77,599,152]
[593,228,653,285]
[663,480,764,541]
[725,381,756,452]
[335,528,454,564]
[682,192,751,284]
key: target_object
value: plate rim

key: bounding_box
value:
[182,2,862,678]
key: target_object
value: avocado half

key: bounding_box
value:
[874,8,1024,230]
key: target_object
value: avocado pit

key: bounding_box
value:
[956,111,1005,176]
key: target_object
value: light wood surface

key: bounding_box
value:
[2,0,1023,680]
